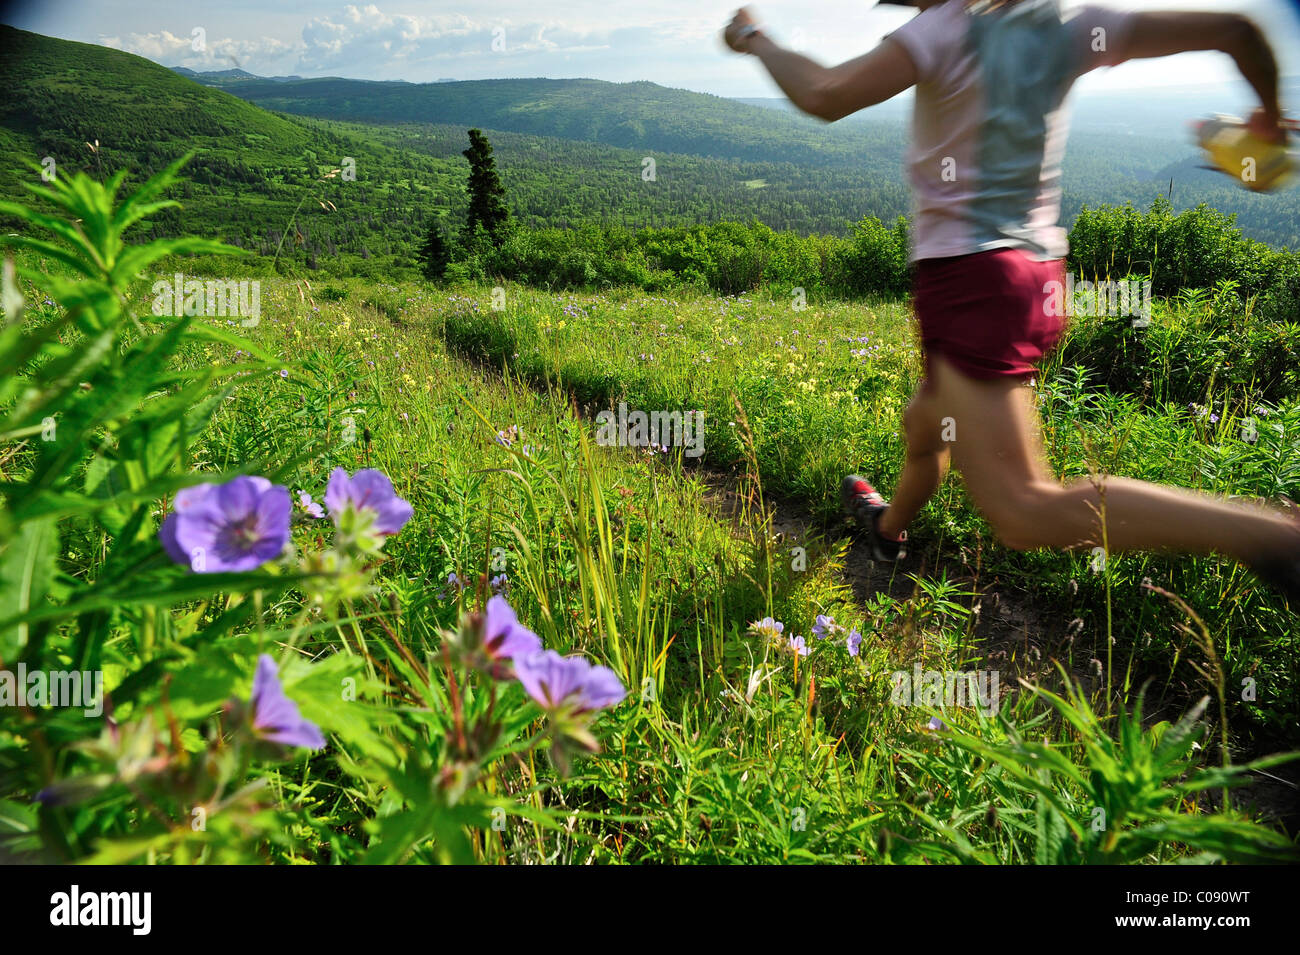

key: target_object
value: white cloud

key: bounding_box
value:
[75,1,1300,91]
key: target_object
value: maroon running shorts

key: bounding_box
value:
[912,248,1067,385]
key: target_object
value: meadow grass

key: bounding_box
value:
[169,275,1300,862]
[2,167,1298,863]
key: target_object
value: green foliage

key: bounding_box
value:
[1057,305,1300,407]
[0,163,586,864]
[942,678,1299,864]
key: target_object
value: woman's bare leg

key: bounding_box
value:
[913,355,1300,564]
[877,385,951,540]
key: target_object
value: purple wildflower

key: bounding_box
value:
[812,614,841,640]
[439,571,467,601]
[847,629,863,657]
[788,635,809,657]
[297,490,325,519]
[250,655,326,750]
[483,595,542,662]
[159,476,291,572]
[324,467,413,536]
[514,649,626,713]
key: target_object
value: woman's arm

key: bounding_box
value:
[1120,11,1284,141]
[724,7,917,122]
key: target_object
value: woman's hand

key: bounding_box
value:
[723,7,761,54]
[1245,106,1292,145]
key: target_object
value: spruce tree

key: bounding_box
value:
[417,217,451,279]
[463,128,510,247]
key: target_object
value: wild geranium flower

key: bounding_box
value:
[483,595,542,662]
[490,573,509,596]
[325,467,413,540]
[159,476,291,572]
[297,490,325,519]
[812,614,843,640]
[439,571,468,601]
[250,655,325,750]
[514,649,626,713]
[750,617,784,640]
[847,629,863,657]
[788,635,809,657]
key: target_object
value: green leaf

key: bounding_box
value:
[0,518,58,660]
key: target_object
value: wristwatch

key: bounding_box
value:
[734,23,765,52]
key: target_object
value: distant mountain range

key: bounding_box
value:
[1,24,1297,257]
[168,67,460,86]
[164,70,894,168]
[170,66,299,83]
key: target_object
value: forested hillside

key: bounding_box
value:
[191,66,1300,249]
[1,23,1297,277]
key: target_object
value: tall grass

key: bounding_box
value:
[0,166,1296,864]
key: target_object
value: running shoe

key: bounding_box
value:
[841,474,906,561]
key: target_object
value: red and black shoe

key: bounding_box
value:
[841,474,906,561]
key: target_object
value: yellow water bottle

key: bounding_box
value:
[1194,114,1295,192]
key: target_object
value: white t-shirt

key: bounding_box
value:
[888,0,1137,262]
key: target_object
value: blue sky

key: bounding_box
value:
[4,0,1298,97]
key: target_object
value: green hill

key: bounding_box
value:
[0,24,317,176]
[1,23,1297,271]
[191,70,1300,250]
[181,74,895,168]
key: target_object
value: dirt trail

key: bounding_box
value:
[694,461,1078,674]
[440,332,1299,829]
[694,461,1300,830]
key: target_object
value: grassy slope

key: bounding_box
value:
[5,202,1296,860]
[107,266,1300,860]
[425,280,1300,746]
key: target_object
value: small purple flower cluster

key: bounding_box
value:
[811,614,863,657]
[440,571,469,601]
[297,490,325,519]
[752,614,864,659]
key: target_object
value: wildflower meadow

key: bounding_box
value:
[2,155,1298,888]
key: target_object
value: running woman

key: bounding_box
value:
[723,0,1300,601]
